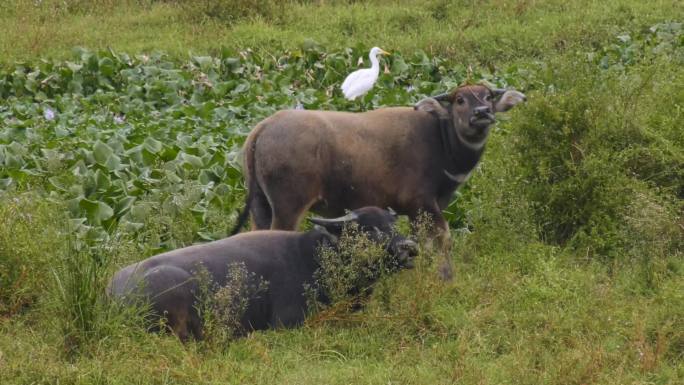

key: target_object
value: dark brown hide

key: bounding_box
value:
[235,85,525,241]
[109,207,417,341]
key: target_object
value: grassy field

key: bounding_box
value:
[0,1,682,384]
[0,0,681,63]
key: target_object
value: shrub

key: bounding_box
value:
[307,223,398,309]
[195,262,268,346]
[306,216,447,338]
[503,56,682,263]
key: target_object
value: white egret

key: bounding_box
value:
[341,47,390,100]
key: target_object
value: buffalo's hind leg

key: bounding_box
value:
[250,190,273,230]
[269,193,319,231]
[270,199,313,231]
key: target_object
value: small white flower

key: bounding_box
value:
[113,114,125,124]
[43,107,55,121]
[294,102,304,110]
[405,85,415,92]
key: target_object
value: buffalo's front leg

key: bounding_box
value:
[410,202,454,281]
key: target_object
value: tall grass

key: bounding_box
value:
[0,0,680,64]
[51,238,116,354]
[0,193,64,316]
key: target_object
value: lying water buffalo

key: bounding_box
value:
[109,207,417,340]
[232,84,525,244]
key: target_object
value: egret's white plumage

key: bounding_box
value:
[341,47,390,100]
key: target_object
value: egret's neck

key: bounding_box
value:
[369,53,380,70]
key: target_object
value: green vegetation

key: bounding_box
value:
[0,0,680,64]
[196,261,270,345]
[0,1,682,384]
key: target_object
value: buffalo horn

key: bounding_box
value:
[492,88,507,97]
[387,207,397,217]
[308,212,359,226]
[432,93,452,102]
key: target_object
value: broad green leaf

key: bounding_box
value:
[129,202,152,221]
[0,178,13,189]
[4,153,23,168]
[66,196,83,217]
[198,170,213,185]
[121,220,144,232]
[94,168,111,190]
[192,56,214,72]
[69,217,87,229]
[93,141,114,165]
[99,57,115,76]
[79,198,114,224]
[214,183,231,195]
[66,62,83,73]
[115,196,136,216]
[8,142,26,156]
[48,176,68,192]
[164,170,182,184]
[180,152,203,168]
[143,136,163,154]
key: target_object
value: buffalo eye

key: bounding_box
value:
[483,94,491,101]
[455,97,465,105]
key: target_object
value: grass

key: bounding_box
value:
[0,0,682,384]
[1,248,681,383]
[0,0,680,65]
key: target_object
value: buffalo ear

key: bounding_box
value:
[493,89,526,112]
[414,97,449,119]
[313,225,339,244]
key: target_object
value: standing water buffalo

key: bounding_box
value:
[232,84,526,244]
[109,207,417,340]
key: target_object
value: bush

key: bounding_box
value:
[502,56,682,263]
[195,262,268,346]
[307,223,399,309]
[306,217,447,339]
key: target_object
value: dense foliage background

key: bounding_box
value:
[0,1,681,384]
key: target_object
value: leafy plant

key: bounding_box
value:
[0,45,521,249]
[195,262,268,346]
[306,222,413,317]
[593,21,683,70]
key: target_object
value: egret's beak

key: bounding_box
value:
[380,49,391,56]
